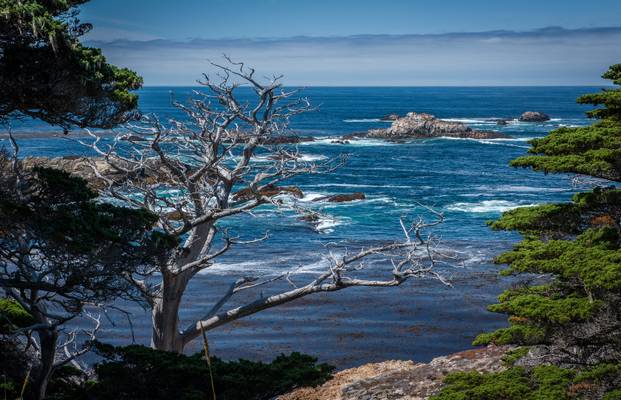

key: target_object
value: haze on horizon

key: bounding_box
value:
[81,0,621,86]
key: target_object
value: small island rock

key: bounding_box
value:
[519,111,550,122]
[366,112,509,140]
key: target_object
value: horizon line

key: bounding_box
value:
[137,84,612,88]
[86,25,621,44]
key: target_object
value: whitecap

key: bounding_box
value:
[446,200,539,213]
[476,185,570,193]
[315,216,343,233]
[298,192,327,202]
[303,183,411,189]
[301,137,398,147]
[200,255,298,276]
[294,153,328,162]
[438,136,536,149]
[441,118,498,124]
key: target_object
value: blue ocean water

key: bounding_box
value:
[3,87,604,367]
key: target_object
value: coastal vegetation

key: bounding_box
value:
[433,65,621,399]
[0,3,450,399]
[0,153,171,399]
[0,0,142,131]
[0,2,619,398]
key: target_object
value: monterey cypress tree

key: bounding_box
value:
[476,65,621,360]
[0,0,143,131]
[433,65,621,399]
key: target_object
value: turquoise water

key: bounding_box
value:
[3,87,606,367]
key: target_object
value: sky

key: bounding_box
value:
[80,0,621,86]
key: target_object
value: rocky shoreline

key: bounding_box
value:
[278,345,514,400]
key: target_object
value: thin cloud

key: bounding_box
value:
[87,27,621,86]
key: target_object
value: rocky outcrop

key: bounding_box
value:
[278,345,513,400]
[233,184,304,202]
[381,113,401,121]
[519,111,550,122]
[365,113,509,140]
[23,156,128,189]
[314,192,366,203]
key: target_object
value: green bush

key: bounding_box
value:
[86,342,334,400]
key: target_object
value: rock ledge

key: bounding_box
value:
[278,345,513,400]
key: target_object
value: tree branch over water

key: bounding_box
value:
[79,58,453,352]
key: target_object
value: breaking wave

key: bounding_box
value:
[447,200,539,213]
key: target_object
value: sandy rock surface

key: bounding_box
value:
[278,345,513,400]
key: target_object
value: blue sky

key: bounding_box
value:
[80,0,621,85]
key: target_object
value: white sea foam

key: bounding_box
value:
[437,136,534,149]
[343,118,390,123]
[476,185,569,193]
[315,216,343,232]
[303,183,411,189]
[298,192,327,202]
[297,153,328,162]
[447,200,539,213]
[441,118,498,124]
[301,137,398,147]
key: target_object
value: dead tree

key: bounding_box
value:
[81,59,452,353]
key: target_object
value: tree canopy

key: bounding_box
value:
[510,64,621,181]
[0,0,142,131]
[477,66,621,361]
[434,64,621,399]
[0,152,174,399]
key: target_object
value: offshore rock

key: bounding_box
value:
[381,113,401,121]
[519,111,550,122]
[278,345,514,400]
[366,112,509,140]
[314,192,366,203]
[233,184,304,202]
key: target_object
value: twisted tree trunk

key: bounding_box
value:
[151,270,193,352]
[34,328,58,400]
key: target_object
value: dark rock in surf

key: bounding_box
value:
[381,113,401,121]
[519,111,550,122]
[314,192,366,203]
[233,184,304,202]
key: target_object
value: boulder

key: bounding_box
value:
[381,113,401,121]
[519,111,550,122]
[367,112,509,140]
[233,184,304,202]
[22,156,198,189]
[314,192,366,203]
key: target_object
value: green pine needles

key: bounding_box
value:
[435,65,621,399]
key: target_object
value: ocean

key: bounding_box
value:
[3,86,604,367]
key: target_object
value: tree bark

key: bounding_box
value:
[34,328,58,400]
[151,270,192,352]
[151,222,214,352]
